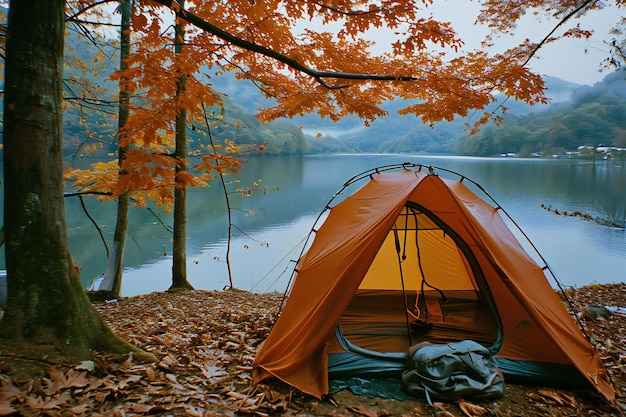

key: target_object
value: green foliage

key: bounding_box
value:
[202,99,311,156]
[456,70,626,156]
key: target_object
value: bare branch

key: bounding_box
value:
[66,0,119,22]
[78,195,110,257]
[521,0,596,67]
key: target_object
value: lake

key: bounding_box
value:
[2,154,625,296]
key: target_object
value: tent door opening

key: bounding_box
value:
[328,203,502,376]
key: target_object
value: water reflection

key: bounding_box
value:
[121,215,317,296]
[0,155,624,295]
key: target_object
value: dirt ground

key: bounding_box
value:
[0,283,625,416]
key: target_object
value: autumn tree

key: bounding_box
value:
[145,0,542,128]
[1,0,622,367]
[70,0,240,295]
[0,0,155,363]
[74,0,622,296]
[57,1,138,299]
[68,0,213,296]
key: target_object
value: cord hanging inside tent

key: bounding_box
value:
[401,206,409,261]
[394,226,414,348]
[410,207,447,319]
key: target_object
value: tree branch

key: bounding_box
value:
[66,0,119,22]
[148,0,421,87]
[78,195,110,257]
[521,0,596,67]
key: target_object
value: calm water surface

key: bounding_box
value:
[3,154,625,296]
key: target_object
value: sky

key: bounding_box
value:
[290,1,621,86]
[398,2,621,86]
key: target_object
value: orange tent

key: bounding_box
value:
[252,165,615,402]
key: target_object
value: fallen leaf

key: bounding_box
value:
[126,403,155,413]
[538,389,577,407]
[559,391,578,407]
[117,374,143,390]
[432,402,449,411]
[259,385,289,404]
[67,402,94,415]
[0,400,17,417]
[346,404,378,417]
[63,369,91,389]
[165,372,178,384]
[1,285,621,417]
[0,378,22,402]
[526,391,542,401]
[458,399,491,416]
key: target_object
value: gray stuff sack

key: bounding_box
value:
[402,340,505,404]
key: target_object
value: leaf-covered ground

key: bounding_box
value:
[1,283,625,416]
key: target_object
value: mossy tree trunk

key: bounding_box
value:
[0,0,155,363]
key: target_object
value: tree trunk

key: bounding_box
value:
[170,1,194,291]
[97,0,132,299]
[0,0,155,364]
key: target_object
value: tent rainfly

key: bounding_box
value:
[252,164,615,403]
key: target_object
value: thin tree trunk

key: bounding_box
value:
[170,0,194,291]
[0,0,154,363]
[97,0,132,299]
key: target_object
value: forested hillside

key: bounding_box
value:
[43,30,626,159]
[224,73,579,155]
[455,69,626,157]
